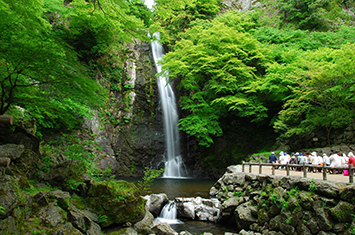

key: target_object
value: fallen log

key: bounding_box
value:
[0,115,13,125]
[0,157,11,167]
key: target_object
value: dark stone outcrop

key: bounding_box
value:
[210,169,355,234]
[0,175,19,219]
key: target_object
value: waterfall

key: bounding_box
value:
[155,201,181,224]
[146,1,185,178]
[152,34,185,178]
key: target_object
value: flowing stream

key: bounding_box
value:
[147,3,185,178]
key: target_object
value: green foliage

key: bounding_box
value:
[253,26,355,51]
[151,0,220,48]
[0,206,5,215]
[0,0,152,136]
[162,19,271,146]
[308,179,317,192]
[124,83,134,90]
[42,133,100,191]
[98,214,109,224]
[137,167,165,194]
[0,0,110,135]
[233,191,243,197]
[273,43,355,144]
[128,0,153,27]
[277,0,348,31]
[123,116,131,123]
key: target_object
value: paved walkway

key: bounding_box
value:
[243,165,353,183]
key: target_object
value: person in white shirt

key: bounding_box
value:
[323,153,330,166]
[329,152,342,173]
[280,152,287,169]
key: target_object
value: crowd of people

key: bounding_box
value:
[268,151,355,174]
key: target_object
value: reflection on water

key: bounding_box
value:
[121,177,216,198]
[150,177,216,198]
[171,219,237,235]
[118,177,239,234]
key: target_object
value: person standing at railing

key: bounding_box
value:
[323,153,330,167]
[316,153,323,172]
[329,152,342,174]
[297,153,305,171]
[280,152,287,169]
[348,152,355,168]
[340,153,347,169]
[269,152,277,164]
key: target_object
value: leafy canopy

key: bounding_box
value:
[151,0,220,48]
[162,19,271,146]
[273,43,355,144]
[0,0,149,135]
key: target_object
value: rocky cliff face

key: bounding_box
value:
[86,40,167,177]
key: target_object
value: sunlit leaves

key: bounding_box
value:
[273,43,355,143]
[151,0,219,47]
[163,20,270,146]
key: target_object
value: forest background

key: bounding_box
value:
[1,0,355,176]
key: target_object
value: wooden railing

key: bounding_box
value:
[242,161,355,183]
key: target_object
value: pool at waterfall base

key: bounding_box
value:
[120,177,238,235]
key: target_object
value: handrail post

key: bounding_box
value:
[249,161,252,173]
[259,161,262,174]
[323,163,327,181]
[242,161,245,172]
[303,162,307,178]
[350,164,354,183]
[272,162,275,175]
[286,162,290,176]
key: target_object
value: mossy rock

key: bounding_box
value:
[330,201,355,223]
[86,180,145,227]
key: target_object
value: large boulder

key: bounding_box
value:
[134,205,155,233]
[151,222,178,235]
[0,175,19,219]
[86,180,145,227]
[0,144,24,160]
[175,197,220,222]
[52,223,83,235]
[330,201,355,223]
[145,193,169,217]
[0,126,40,153]
[38,204,64,228]
[235,201,258,230]
[11,149,40,179]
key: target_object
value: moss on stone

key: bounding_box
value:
[86,180,145,227]
[330,201,354,223]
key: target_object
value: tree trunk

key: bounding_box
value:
[0,115,13,125]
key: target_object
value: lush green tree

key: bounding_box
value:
[0,0,107,134]
[0,0,152,134]
[162,20,271,146]
[253,26,355,51]
[273,43,355,145]
[151,0,219,48]
[277,0,349,31]
[46,0,147,63]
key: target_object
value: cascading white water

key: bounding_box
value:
[151,33,184,178]
[145,0,185,178]
[155,201,181,224]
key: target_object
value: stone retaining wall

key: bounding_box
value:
[210,166,355,234]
